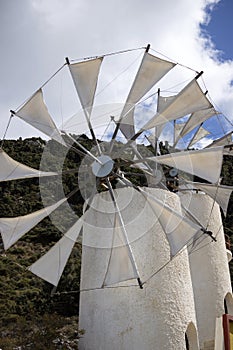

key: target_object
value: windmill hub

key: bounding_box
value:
[91,155,114,178]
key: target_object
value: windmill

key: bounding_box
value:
[0,44,233,349]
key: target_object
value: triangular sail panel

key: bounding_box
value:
[157,94,176,113]
[68,57,103,117]
[15,89,66,145]
[103,214,139,287]
[175,107,218,145]
[142,189,201,257]
[188,126,210,148]
[119,52,176,139]
[29,217,83,286]
[146,131,157,148]
[145,146,224,183]
[146,124,166,149]
[157,94,178,140]
[146,94,177,147]
[0,198,67,250]
[180,182,233,216]
[206,131,232,148]
[0,149,57,181]
[174,122,186,143]
[141,78,213,132]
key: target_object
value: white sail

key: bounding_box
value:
[0,149,57,181]
[188,126,210,148]
[0,198,67,250]
[15,89,66,145]
[146,125,166,148]
[141,78,213,132]
[146,94,177,147]
[143,146,223,183]
[142,189,201,257]
[206,131,232,148]
[28,217,83,286]
[157,94,176,112]
[119,52,176,139]
[174,122,186,142]
[103,214,138,287]
[146,132,157,148]
[175,107,218,145]
[68,57,103,117]
[156,124,166,140]
[180,182,233,216]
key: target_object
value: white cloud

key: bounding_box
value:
[0,0,232,141]
[194,137,214,149]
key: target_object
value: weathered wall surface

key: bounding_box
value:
[79,188,198,350]
[180,192,232,349]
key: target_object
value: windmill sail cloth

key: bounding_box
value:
[146,132,157,148]
[119,52,176,139]
[154,95,178,140]
[0,198,67,250]
[146,131,163,153]
[141,189,201,257]
[174,122,186,142]
[29,217,83,286]
[68,57,103,117]
[175,107,218,145]
[206,131,232,148]
[157,94,176,112]
[180,182,233,216]
[146,123,166,147]
[15,89,66,146]
[142,146,223,183]
[103,215,138,287]
[188,126,210,148]
[140,78,213,132]
[155,124,165,140]
[0,149,57,181]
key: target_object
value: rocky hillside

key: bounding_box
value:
[0,137,232,349]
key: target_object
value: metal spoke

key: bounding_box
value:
[62,132,103,165]
[105,178,143,289]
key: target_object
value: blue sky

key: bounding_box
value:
[0,0,232,145]
[203,0,233,60]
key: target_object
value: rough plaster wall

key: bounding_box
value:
[180,192,232,349]
[79,188,198,350]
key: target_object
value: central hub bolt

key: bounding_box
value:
[92,155,114,178]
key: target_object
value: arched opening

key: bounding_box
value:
[224,293,233,315]
[185,322,199,350]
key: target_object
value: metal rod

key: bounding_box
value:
[63,132,103,164]
[106,178,143,288]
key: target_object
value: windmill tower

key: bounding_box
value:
[79,188,200,350]
[0,45,232,349]
[180,191,233,350]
